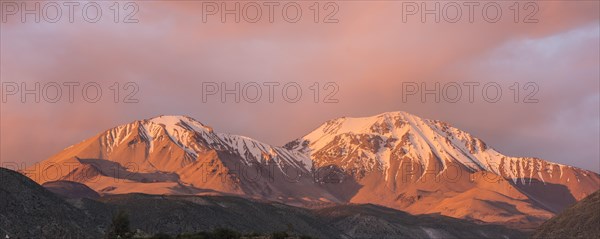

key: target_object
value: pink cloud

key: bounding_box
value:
[1,1,598,172]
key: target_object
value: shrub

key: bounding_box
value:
[105,210,132,239]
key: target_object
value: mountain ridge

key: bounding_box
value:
[23,111,600,229]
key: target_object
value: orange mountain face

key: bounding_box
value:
[23,112,600,229]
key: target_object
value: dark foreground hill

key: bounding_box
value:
[0,167,104,238]
[94,194,527,238]
[532,190,600,239]
[1,167,526,238]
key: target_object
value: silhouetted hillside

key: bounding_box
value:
[532,190,600,239]
[0,168,103,238]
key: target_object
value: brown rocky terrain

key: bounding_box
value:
[1,167,527,238]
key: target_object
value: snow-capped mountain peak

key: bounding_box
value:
[148,115,214,133]
[97,115,313,173]
[25,112,600,227]
[285,111,580,185]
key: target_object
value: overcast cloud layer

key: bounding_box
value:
[1,1,599,173]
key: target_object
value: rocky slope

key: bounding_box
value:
[531,190,600,239]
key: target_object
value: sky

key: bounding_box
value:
[1,1,599,173]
